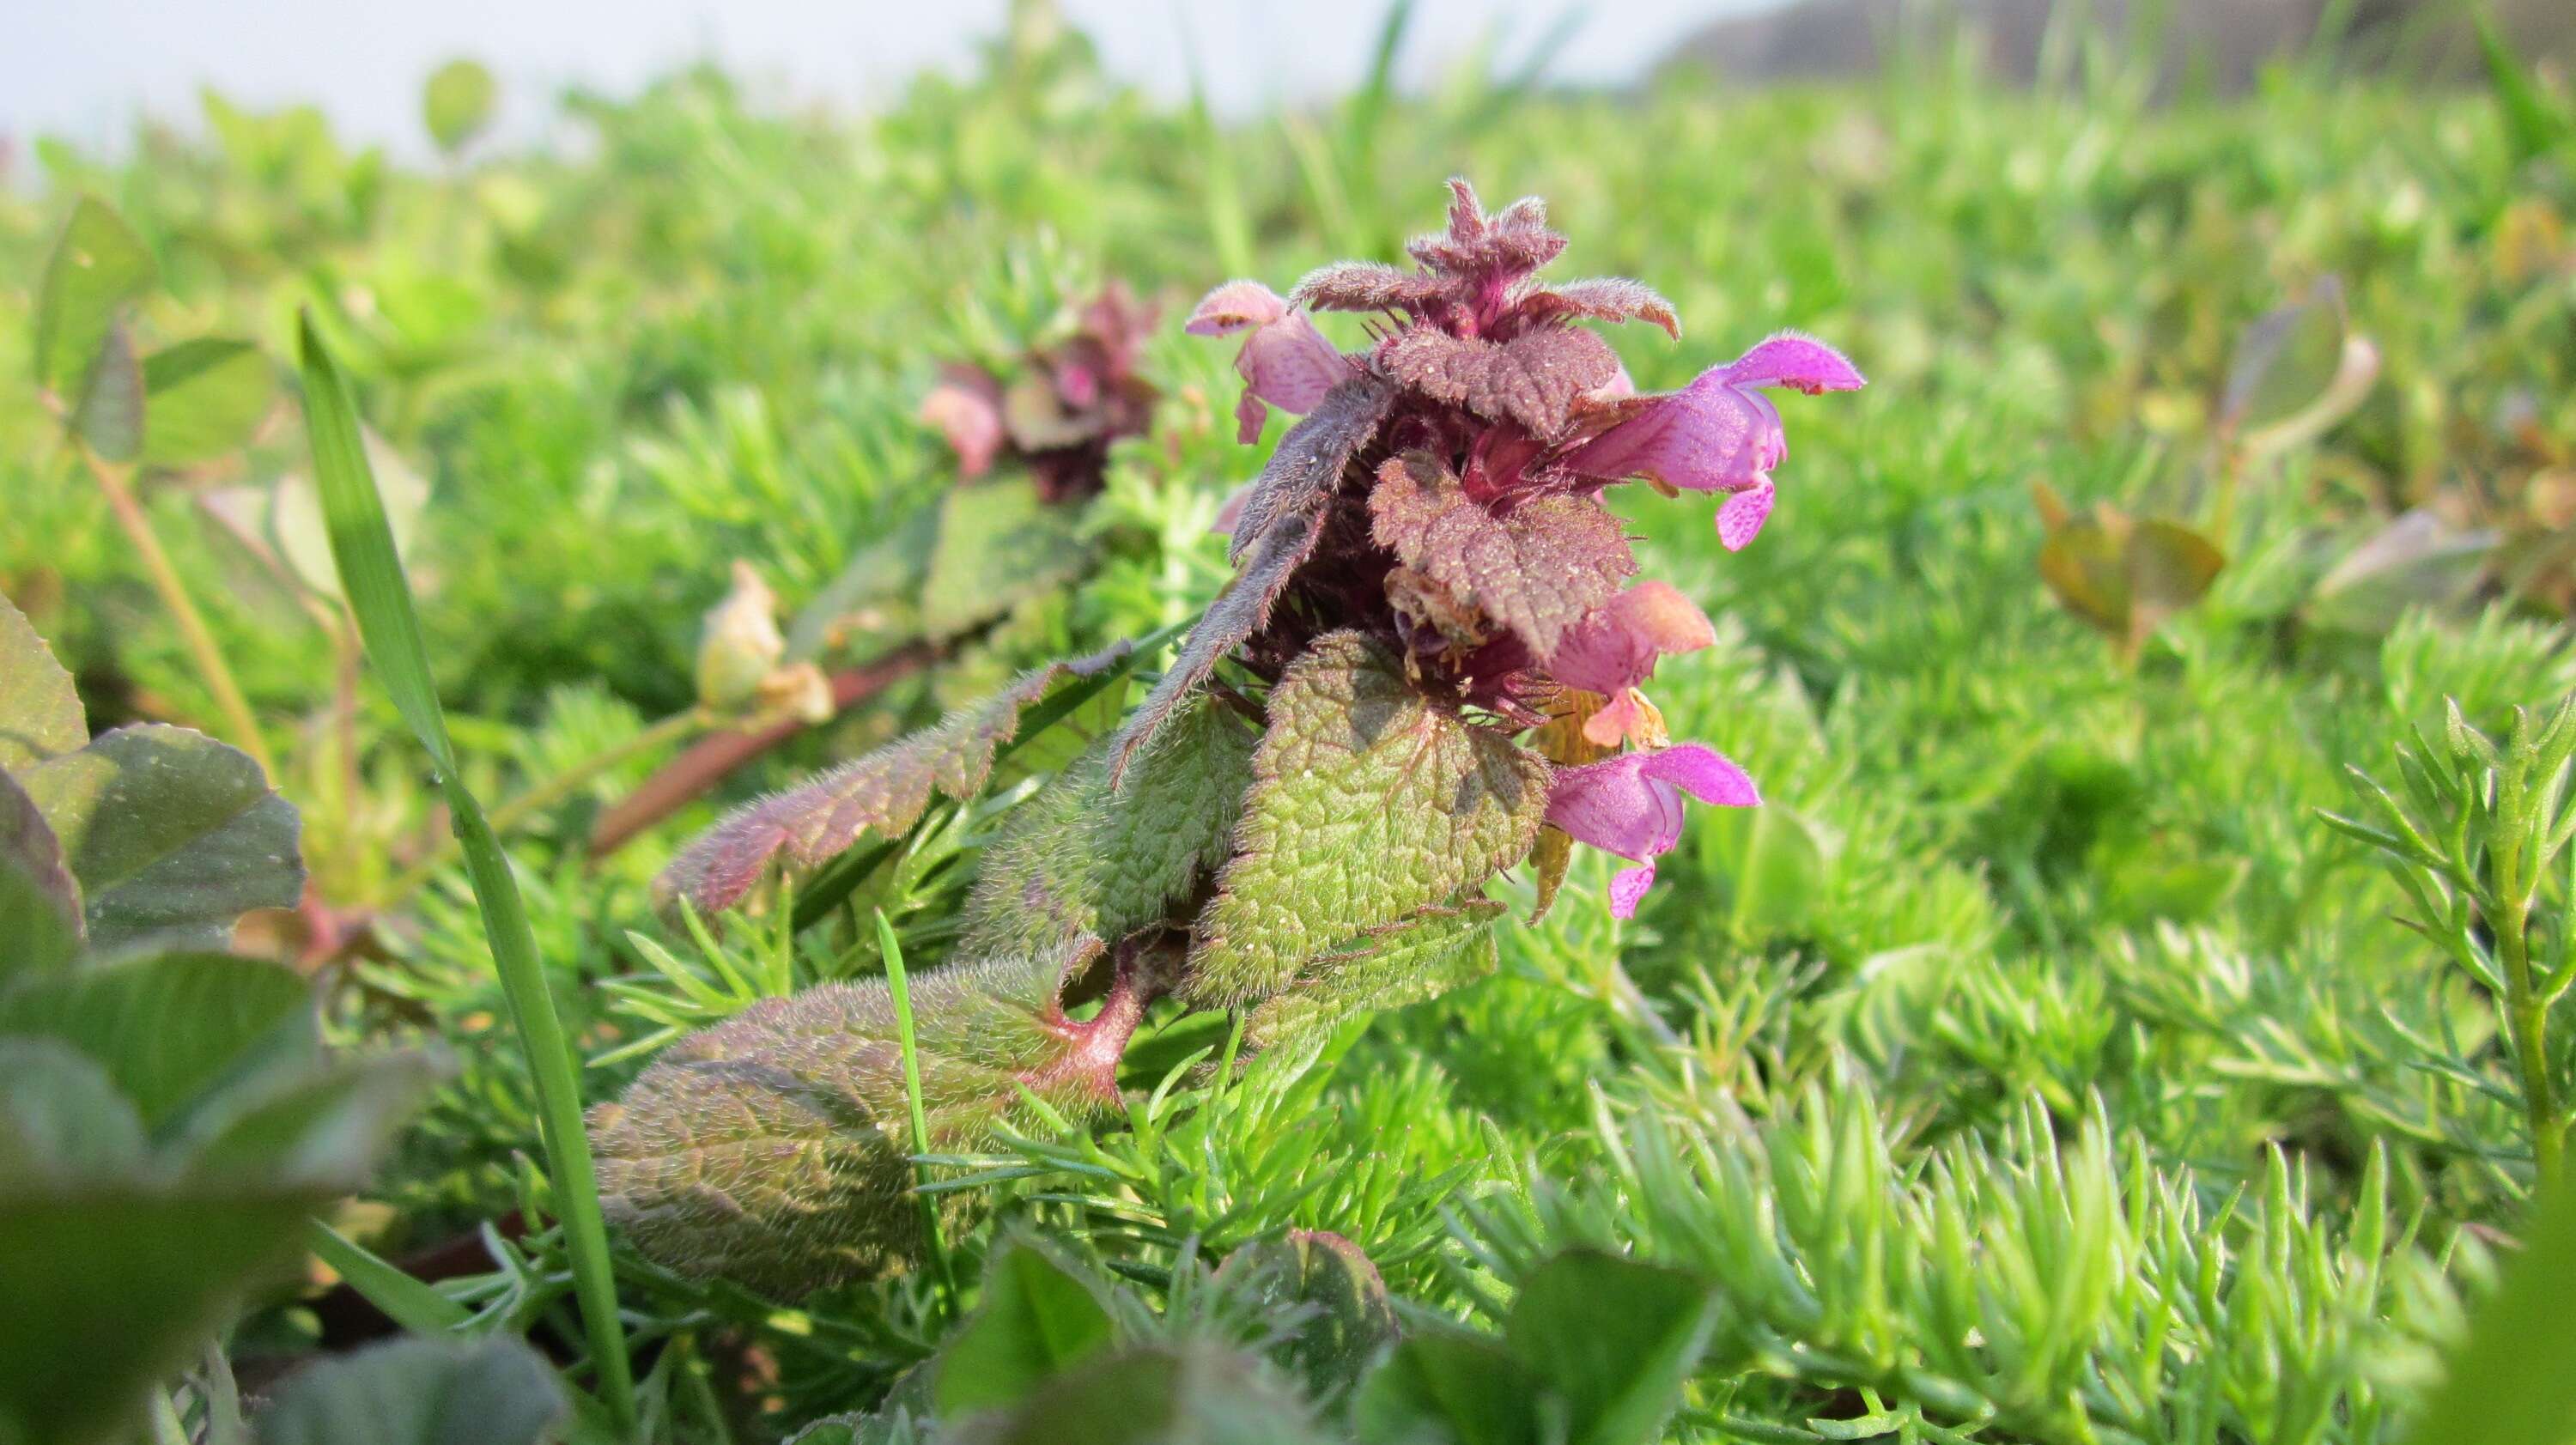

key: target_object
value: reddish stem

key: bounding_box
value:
[586,643,937,860]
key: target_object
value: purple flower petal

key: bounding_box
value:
[1546,581,1716,699]
[1186,280,1291,337]
[920,373,1005,478]
[1610,864,1657,920]
[1640,743,1760,807]
[1561,369,1783,495]
[1545,743,1758,918]
[1236,312,1346,416]
[1716,477,1775,552]
[1721,331,1867,395]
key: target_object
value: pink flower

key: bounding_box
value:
[1564,331,1863,551]
[1546,581,1717,746]
[920,367,1005,478]
[1544,744,1759,919]
[1187,280,1350,443]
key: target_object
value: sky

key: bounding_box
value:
[6,1,1767,161]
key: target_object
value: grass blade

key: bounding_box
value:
[302,1220,471,1335]
[295,312,637,1432]
[875,907,957,1312]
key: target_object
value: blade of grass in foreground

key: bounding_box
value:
[295,312,637,1432]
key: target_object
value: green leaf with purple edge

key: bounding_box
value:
[588,937,1115,1297]
[15,724,304,952]
[0,774,82,976]
[660,645,1133,915]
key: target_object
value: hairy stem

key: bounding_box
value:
[80,445,276,778]
[586,643,937,859]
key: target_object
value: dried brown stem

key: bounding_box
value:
[586,643,939,860]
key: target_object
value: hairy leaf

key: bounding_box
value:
[1109,503,1320,784]
[934,1239,1116,1419]
[252,1337,564,1445]
[1352,1327,1534,1445]
[1291,261,1458,316]
[0,774,82,974]
[141,337,273,466]
[1370,454,1635,655]
[33,197,157,399]
[1227,374,1394,567]
[662,647,1130,913]
[963,695,1257,956]
[0,590,85,771]
[1515,279,1681,338]
[1404,179,1567,279]
[1242,901,1502,1062]
[1215,1231,1400,1401]
[1187,634,1546,1005]
[921,474,1091,639]
[1382,326,1616,438]
[16,724,304,951]
[590,941,1117,1296]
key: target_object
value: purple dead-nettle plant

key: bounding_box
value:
[918,281,1158,503]
[591,179,1861,1296]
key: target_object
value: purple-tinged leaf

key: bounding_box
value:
[1107,379,1394,780]
[70,319,145,463]
[660,647,1131,914]
[1405,180,1566,279]
[1370,453,1636,657]
[1291,261,1459,316]
[0,771,82,974]
[590,938,1133,1298]
[1382,326,1619,439]
[1186,633,1546,1005]
[1514,278,1681,338]
[1229,376,1394,565]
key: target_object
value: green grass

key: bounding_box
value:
[3,6,2574,1442]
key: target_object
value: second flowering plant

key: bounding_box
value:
[589,179,1862,1296]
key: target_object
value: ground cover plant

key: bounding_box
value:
[5,4,2576,1442]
